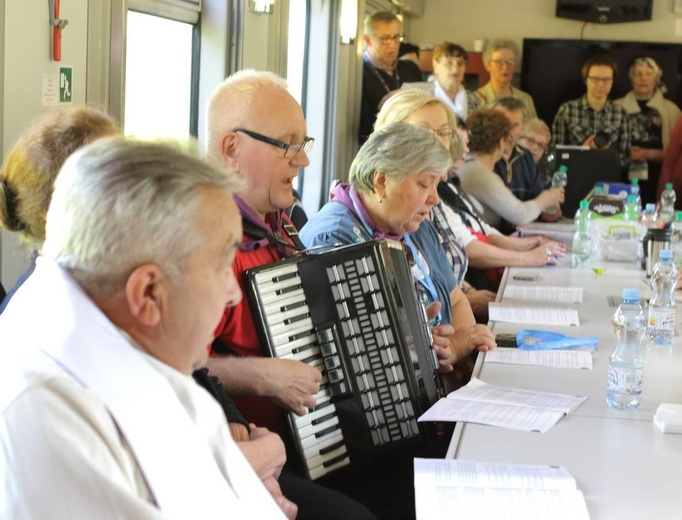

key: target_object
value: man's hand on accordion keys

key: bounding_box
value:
[265,358,322,416]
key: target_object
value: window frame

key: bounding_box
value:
[108,0,201,136]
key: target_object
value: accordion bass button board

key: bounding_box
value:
[244,239,442,480]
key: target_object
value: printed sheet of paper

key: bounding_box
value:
[414,459,591,520]
[489,303,580,326]
[417,378,586,433]
[503,285,584,303]
[414,458,577,491]
[417,394,565,433]
[485,347,593,370]
[414,486,590,520]
[453,378,586,413]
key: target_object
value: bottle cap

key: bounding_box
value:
[559,165,567,172]
[622,288,639,301]
[659,249,673,261]
[630,178,639,186]
[579,200,589,209]
[666,182,674,190]
[676,211,682,220]
[646,203,656,213]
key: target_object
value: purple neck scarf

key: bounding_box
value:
[330,183,403,241]
[234,195,285,252]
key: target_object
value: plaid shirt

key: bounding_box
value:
[551,95,631,169]
[430,202,468,286]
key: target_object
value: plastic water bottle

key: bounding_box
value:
[607,288,646,410]
[640,203,659,229]
[630,179,642,212]
[659,183,676,224]
[623,195,639,222]
[671,211,682,269]
[546,165,567,214]
[571,200,592,268]
[647,249,678,345]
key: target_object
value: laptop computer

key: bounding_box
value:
[553,146,622,217]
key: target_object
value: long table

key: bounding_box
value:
[447,255,682,518]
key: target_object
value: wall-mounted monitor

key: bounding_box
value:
[556,1,652,24]
[520,39,682,125]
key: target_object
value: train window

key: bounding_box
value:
[286,0,309,194]
[124,11,195,138]
[286,0,308,105]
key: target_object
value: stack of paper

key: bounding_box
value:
[654,403,682,433]
[488,303,580,326]
[485,347,593,370]
[414,458,590,520]
[417,378,587,433]
[502,285,584,303]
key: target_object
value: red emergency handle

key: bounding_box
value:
[52,0,61,62]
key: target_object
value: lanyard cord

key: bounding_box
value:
[365,55,401,95]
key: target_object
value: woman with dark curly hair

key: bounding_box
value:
[457,108,564,229]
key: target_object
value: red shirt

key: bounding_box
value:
[213,215,297,436]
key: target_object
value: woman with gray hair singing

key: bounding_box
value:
[300,123,496,371]
[616,57,681,204]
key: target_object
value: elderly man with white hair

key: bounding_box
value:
[0,138,291,519]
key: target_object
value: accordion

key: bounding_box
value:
[243,239,442,480]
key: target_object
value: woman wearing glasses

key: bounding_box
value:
[551,54,631,172]
[475,39,537,119]
[374,90,564,306]
[615,57,681,204]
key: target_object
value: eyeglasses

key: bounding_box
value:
[520,135,548,151]
[417,125,455,140]
[632,70,655,79]
[233,128,314,159]
[587,76,613,84]
[490,59,515,68]
[374,33,403,45]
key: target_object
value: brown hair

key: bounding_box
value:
[0,106,119,244]
[432,41,468,63]
[466,108,512,155]
[581,54,617,82]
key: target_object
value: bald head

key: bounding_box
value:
[206,70,290,155]
[205,70,310,219]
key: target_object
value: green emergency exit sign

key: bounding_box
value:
[60,67,72,103]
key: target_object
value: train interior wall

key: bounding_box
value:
[2,0,682,290]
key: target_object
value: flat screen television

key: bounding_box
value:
[520,39,682,126]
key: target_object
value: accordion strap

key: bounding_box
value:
[241,214,305,256]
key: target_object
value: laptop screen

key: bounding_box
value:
[553,146,622,217]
